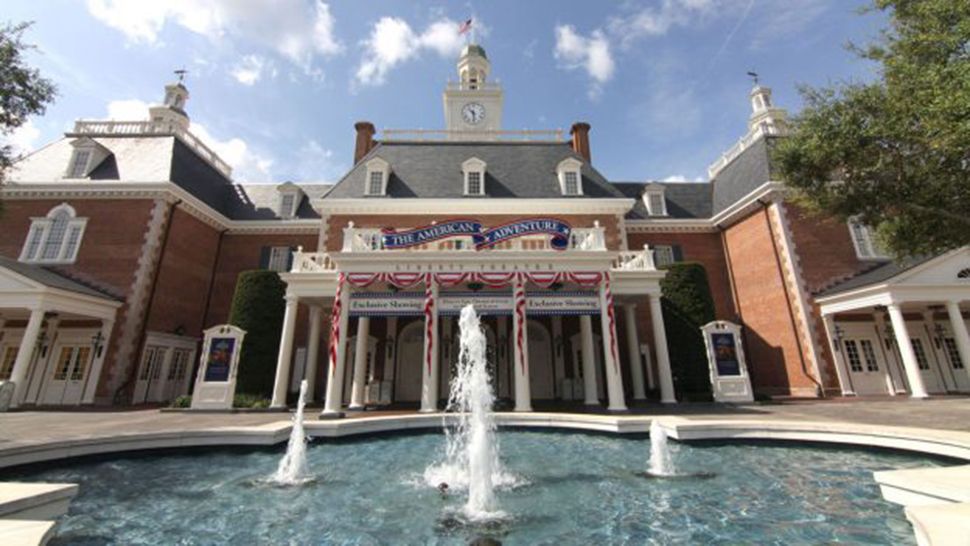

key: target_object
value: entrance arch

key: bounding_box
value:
[528,320,554,400]
[395,321,425,403]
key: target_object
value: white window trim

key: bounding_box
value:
[267,246,291,272]
[654,245,676,267]
[364,157,390,196]
[20,203,88,264]
[643,186,668,216]
[556,158,584,196]
[848,219,889,260]
[462,157,487,196]
[64,138,110,180]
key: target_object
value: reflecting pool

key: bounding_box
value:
[3,431,944,545]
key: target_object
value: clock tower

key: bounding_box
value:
[443,44,504,139]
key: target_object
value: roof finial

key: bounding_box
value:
[174,68,188,84]
[746,70,759,86]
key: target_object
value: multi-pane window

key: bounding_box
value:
[139,346,166,381]
[367,171,384,195]
[911,339,930,370]
[168,349,191,381]
[279,193,296,218]
[67,149,92,178]
[944,338,964,369]
[849,220,889,260]
[654,245,676,267]
[267,246,291,272]
[71,347,91,381]
[645,191,666,216]
[467,171,483,195]
[20,204,87,264]
[860,339,879,371]
[0,347,18,380]
[564,171,579,195]
[844,340,863,372]
[53,347,75,381]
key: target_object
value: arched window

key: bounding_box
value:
[20,203,88,264]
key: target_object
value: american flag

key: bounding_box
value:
[458,18,473,35]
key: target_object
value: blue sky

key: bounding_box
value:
[5,0,886,184]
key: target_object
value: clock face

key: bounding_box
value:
[461,102,486,125]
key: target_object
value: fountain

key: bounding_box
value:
[648,420,676,477]
[424,305,509,521]
[269,379,313,485]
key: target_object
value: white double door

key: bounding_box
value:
[41,344,92,405]
[133,344,195,404]
[904,324,947,394]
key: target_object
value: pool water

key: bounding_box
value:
[3,431,942,545]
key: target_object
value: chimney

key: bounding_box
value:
[353,121,376,164]
[570,122,591,163]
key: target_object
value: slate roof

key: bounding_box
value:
[711,136,776,215]
[613,182,713,220]
[323,141,627,200]
[227,183,332,220]
[815,255,935,297]
[0,255,120,301]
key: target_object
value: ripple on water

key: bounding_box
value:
[0,431,947,545]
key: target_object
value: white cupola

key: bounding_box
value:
[748,84,787,136]
[149,71,190,130]
[443,44,504,137]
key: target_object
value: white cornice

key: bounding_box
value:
[625,219,716,233]
[312,198,635,216]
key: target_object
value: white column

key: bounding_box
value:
[599,280,626,411]
[887,303,929,398]
[945,301,970,382]
[83,319,115,404]
[821,314,854,396]
[641,344,656,390]
[322,285,351,416]
[10,308,45,407]
[304,305,322,401]
[874,310,907,394]
[349,316,370,409]
[512,278,532,412]
[420,279,440,412]
[551,316,565,399]
[384,316,398,387]
[649,294,676,404]
[271,295,299,408]
[623,304,647,400]
[580,315,598,405]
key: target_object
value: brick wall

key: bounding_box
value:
[626,231,736,320]
[723,207,819,396]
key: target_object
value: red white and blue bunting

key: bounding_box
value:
[328,272,345,376]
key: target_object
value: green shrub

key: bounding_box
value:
[233,392,272,409]
[228,270,287,398]
[170,395,191,408]
[660,262,716,398]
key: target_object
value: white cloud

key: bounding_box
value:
[85,0,343,71]
[291,139,344,181]
[355,17,467,86]
[661,174,704,183]
[553,25,614,97]
[608,0,717,46]
[2,119,41,156]
[231,55,275,86]
[104,99,274,181]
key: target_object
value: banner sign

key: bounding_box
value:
[349,291,598,316]
[381,220,482,250]
[380,218,572,251]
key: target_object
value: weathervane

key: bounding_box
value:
[746,70,759,85]
[174,68,188,83]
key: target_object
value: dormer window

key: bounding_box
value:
[276,182,303,219]
[643,185,667,216]
[20,203,87,264]
[364,157,390,196]
[462,157,486,196]
[556,158,583,196]
[64,138,110,180]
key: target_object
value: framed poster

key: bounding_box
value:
[701,321,753,403]
[203,337,235,382]
[711,333,741,376]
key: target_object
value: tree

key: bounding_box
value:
[228,270,286,397]
[773,1,970,257]
[0,22,57,186]
[660,262,716,399]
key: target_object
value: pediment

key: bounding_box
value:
[896,248,970,286]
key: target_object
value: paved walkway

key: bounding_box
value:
[2,396,968,450]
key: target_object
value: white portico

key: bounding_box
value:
[816,248,970,397]
[271,208,674,415]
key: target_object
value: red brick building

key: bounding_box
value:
[1,44,968,409]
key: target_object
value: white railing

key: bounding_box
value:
[72,120,233,177]
[612,245,657,272]
[381,128,565,142]
[446,81,503,91]
[707,123,781,179]
[341,221,607,253]
[290,249,337,273]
